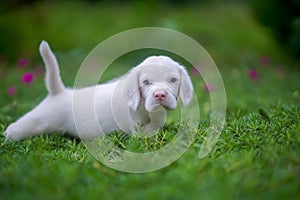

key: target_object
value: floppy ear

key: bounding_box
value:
[127,69,141,111]
[179,67,194,106]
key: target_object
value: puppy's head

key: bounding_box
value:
[128,56,193,112]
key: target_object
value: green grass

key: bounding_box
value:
[0,105,299,199]
[1,1,300,200]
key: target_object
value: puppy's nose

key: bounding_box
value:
[154,91,167,101]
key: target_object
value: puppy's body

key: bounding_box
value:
[5,41,193,140]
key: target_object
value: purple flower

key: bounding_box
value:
[21,72,35,84]
[203,83,213,92]
[17,58,29,68]
[259,56,271,67]
[248,69,258,81]
[8,86,17,96]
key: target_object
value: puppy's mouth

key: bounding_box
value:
[154,101,175,110]
[148,104,169,114]
[147,99,177,112]
[143,91,178,112]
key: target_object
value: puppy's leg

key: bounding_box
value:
[4,98,65,140]
[143,106,167,136]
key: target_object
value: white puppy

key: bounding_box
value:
[4,41,193,140]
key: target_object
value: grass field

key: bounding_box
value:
[1,1,300,200]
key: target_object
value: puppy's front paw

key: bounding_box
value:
[4,123,25,141]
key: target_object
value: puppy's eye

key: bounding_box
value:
[170,77,178,83]
[143,79,151,85]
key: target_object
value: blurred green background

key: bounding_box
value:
[0,0,299,110]
[0,0,299,62]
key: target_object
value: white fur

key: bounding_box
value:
[4,41,193,140]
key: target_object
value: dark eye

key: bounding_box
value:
[170,77,178,83]
[143,79,150,85]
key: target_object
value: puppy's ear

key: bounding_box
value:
[127,69,141,111]
[128,88,140,111]
[179,67,193,106]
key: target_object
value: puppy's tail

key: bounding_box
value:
[39,41,65,96]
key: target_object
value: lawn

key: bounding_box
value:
[0,1,300,200]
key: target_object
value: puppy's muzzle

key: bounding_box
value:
[152,89,176,110]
